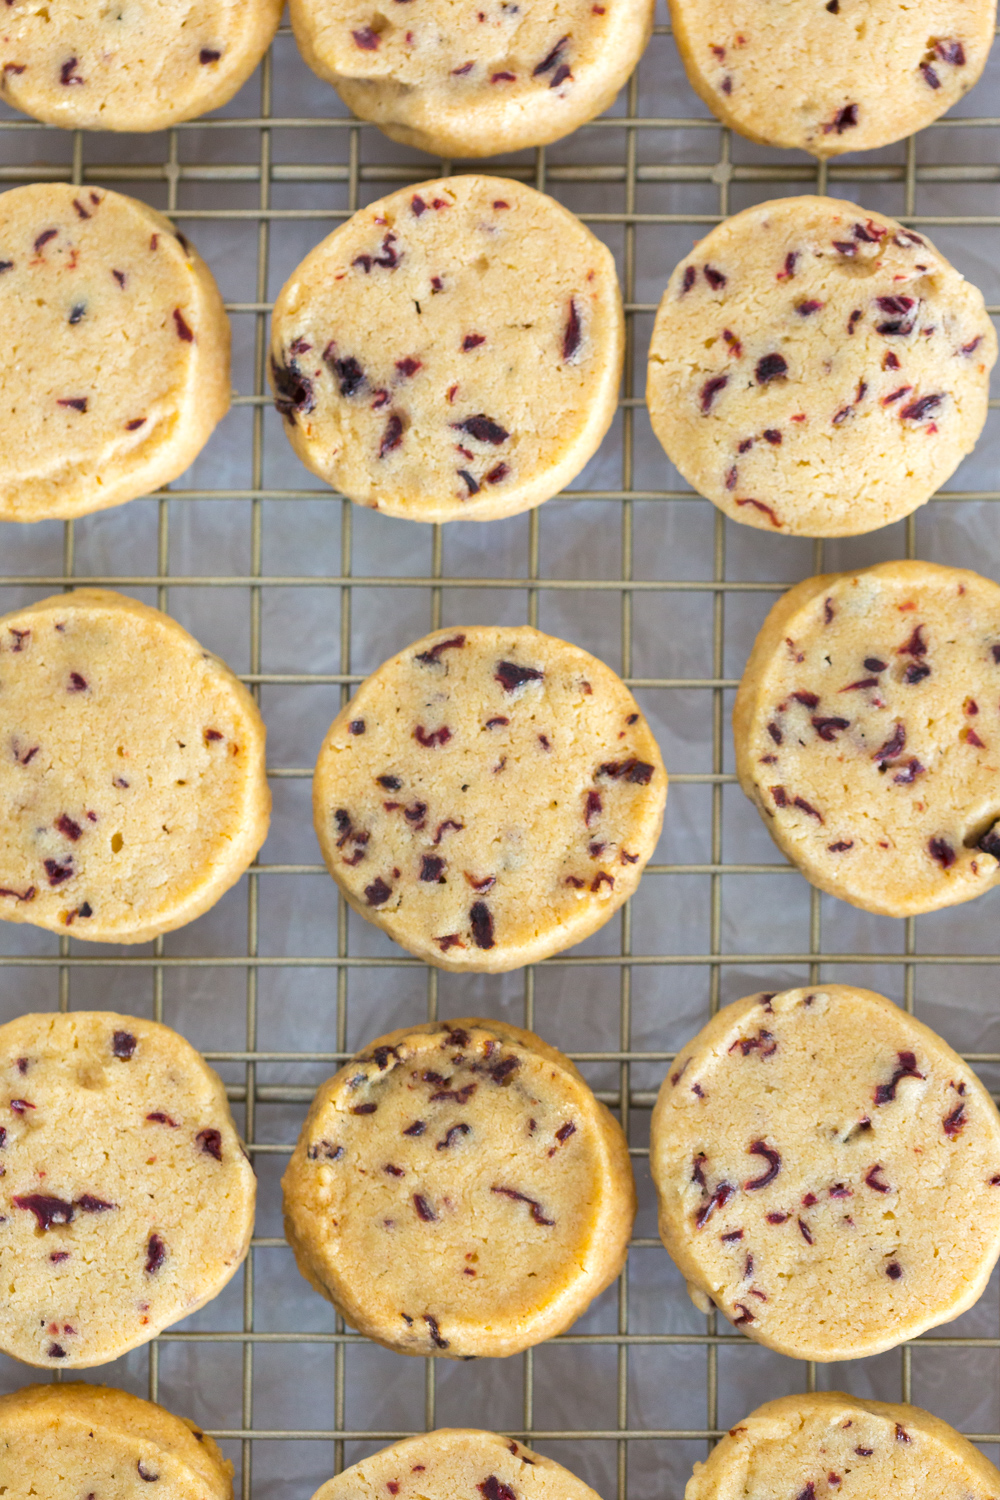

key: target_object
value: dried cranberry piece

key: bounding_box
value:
[700,375,728,412]
[145,1234,167,1273]
[900,393,943,422]
[196,1127,223,1161]
[824,102,858,133]
[695,1181,734,1229]
[416,634,466,664]
[704,264,726,289]
[977,826,1000,860]
[874,1050,924,1105]
[744,1140,780,1189]
[437,1124,471,1150]
[865,1164,892,1193]
[811,716,849,741]
[943,1104,966,1136]
[470,901,494,948]
[873,722,906,765]
[424,1313,448,1348]
[533,34,569,74]
[333,355,365,397]
[379,412,404,458]
[414,725,450,748]
[413,1193,437,1221]
[864,657,887,672]
[491,1185,554,1225]
[495,660,543,691]
[365,877,392,906]
[755,353,788,383]
[352,25,380,47]
[55,813,82,841]
[271,354,314,423]
[13,1194,74,1229]
[77,1194,116,1212]
[420,855,445,882]
[904,662,931,684]
[928,837,956,869]
[454,414,509,445]
[60,57,84,84]
[561,298,583,361]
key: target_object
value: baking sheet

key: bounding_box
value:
[1,8,1000,1497]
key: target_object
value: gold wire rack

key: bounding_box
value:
[1,10,1000,1499]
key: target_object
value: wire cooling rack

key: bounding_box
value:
[1,8,1000,1499]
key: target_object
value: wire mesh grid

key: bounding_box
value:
[1,7,1000,1498]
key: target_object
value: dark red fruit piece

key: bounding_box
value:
[886,1261,903,1279]
[352,26,380,48]
[60,57,84,84]
[893,758,924,784]
[43,857,74,886]
[798,1218,813,1244]
[943,1104,966,1136]
[271,355,315,423]
[333,355,365,396]
[824,103,858,133]
[563,298,582,360]
[533,34,569,74]
[904,662,931,684]
[420,855,445,882]
[900,393,943,422]
[695,1181,734,1228]
[379,413,404,458]
[704,264,726,289]
[413,1193,437,1221]
[874,1050,924,1105]
[196,1127,223,1161]
[827,840,853,852]
[77,1194,116,1212]
[597,758,655,784]
[495,660,543,691]
[470,901,494,948]
[437,1124,471,1150]
[13,1194,74,1229]
[454,414,509,444]
[145,1234,166,1273]
[865,1164,892,1193]
[796,300,823,316]
[365,877,392,906]
[200,47,221,62]
[978,826,1000,860]
[425,1313,448,1348]
[55,814,82,841]
[57,398,87,412]
[873,723,905,765]
[491,1185,554,1225]
[479,1479,516,1500]
[864,657,887,672]
[929,837,956,869]
[416,634,466,664]
[744,1140,780,1189]
[173,308,194,342]
[700,375,728,412]
[812,716,849,741]
[349,720,365,735]
[414,725,450,748]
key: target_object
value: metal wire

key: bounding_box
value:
[1,14,999,1498]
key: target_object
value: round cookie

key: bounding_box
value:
[0,1382,232,1499]
[0,184,230,523]
[650,985,1000,1362]
[312,1430,603,1500]
[0,1011,256,1369]
[734,560,1000,917]
[0,0,282,132]
[646,196,995,538]
[0,588,270,944]
[669,0,996,158]
[270,176,623,523]
[686,1392,1000,1500]
[312,624,666,970]
[283,1018,636,1359]
[288,0,654,159]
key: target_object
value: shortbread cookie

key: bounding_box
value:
[0,0,282,132]
[283,1018,636,1358]
[0,589,270,943]
[313,1430,603,1500]
[734,560,1000,916]
[670,0,996,158]
[651,985,1000,1362]
[0,1011,255,1368]
[289,0,654,158]
[687,1392,1000,1500]
[0,1382,232,1498]
[0,184,231,522]
[312,625,666,970]
[270,176,623,523]
[647,197,995,537]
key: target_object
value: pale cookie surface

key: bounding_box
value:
[686,1392,1000,1500]
[670,0,995,156]
[647,197,995,537]
[0,1381,233,1499]
[0,1012,255,1369]
[312,625,666,970]
[289,0,653,158]
[0,184,231,522]
[651,986,1000,1362]
[283,1019,636,1358]
[270,176,623,523]
[0,589,270,943]
[734,560,1000,916]
[313,1430,603,1500]
[0,0,282,132]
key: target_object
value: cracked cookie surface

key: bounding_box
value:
[669,0,996,156]
[0,1012,255,1369]
[651,986,1000,1362]
[312,624,666,969]
[0,0,282,131]
[270,176,623,523]
[0,184,231,522]
[686,1392,1000,1500]
[283,1019,636,1359]
[0,588,270,943]
[647,197,994,537]
[289,0,653,158]
[734,560,1000,916]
